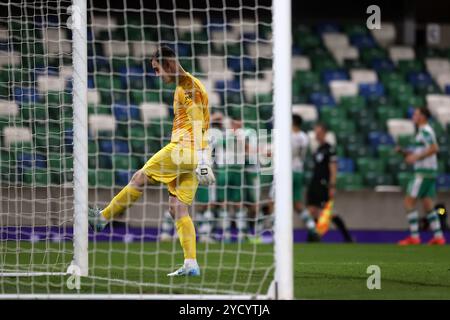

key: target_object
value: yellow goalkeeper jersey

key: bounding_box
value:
[170,72,210,149]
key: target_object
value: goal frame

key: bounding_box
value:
[0,0,293,300]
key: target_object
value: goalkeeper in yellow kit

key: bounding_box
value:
[88,46,215,277]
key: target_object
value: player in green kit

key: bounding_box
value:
[397,107,446,245]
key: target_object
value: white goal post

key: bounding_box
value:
[0,0,293,299]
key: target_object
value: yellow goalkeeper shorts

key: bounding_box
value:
[142,142,198,205]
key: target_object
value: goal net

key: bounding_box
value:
[0,0,292,299]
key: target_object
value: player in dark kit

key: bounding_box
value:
[306,123,353,242]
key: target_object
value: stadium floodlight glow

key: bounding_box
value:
[0,0,293,300]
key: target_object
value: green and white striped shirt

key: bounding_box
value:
[413,123,438,175]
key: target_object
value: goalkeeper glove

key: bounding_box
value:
[196,149,216,185]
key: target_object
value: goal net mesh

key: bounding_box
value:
[0,0,275,297]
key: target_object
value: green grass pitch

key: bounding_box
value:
[1,242,449,299]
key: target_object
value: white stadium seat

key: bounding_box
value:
[3,127,32,148]
[208,92,221,106]
[90,15,118,34]
[131,41,158,58]
[197,55,226,75]
[426,94,450,117]
[176,17,203,36]
[434,106,450,128]
[247,42,272,59]
[87,89,101,105]
[329,80,358,102]
[436,73,450,92]
[243,78,272,102]
[389,46,415,64]
[350,69,378,84]
[0,100,19,117]
[89,114,116,137]
[371,22,396,48]
[292,56,311,71]
[425,58,450,79]
[387,119,415,141]
[330,46,359,65]
[0,50,20,67]
[59,65,73,80]
[140,102,169,124]
[37,75,66,93]
[210,29,240,51]
[292,104,318,122]
[322,33,349,50]
[103,40,130,57]
[42,27,71,55]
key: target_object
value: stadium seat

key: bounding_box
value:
[350,69,378,85]
[350,34,376,49]
[387,119,415,142]
[112,104,141,122]
[371,58,395,72]
[371,23,396,48]
[321,69,349,85]
[292,56,311,71]
[139,102,170,126]
[329,80,358,102]
[292,104,318,123]
[338,157,355,173]
[368,131,395,149]
[243,78,272,102]
[3,127,32,148]
[436,174,450,191]
[89,114,116,138]
[336,173,363,190]
[389,46,415,64]
[309,92,336,108]
[358,82,385,99]
[330,47,359,66]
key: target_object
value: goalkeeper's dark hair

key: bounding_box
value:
[152,45,177,66]
[292,114,303,129]
[417,107,431,119]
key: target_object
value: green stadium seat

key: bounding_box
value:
[377,144,396,158]
[95,74,122,90]
[398,60,423,75]
[320,107,345,124]
[360,47,386,64]
[329,118,356,134]
[22,168,49,186]
[396,94,425,112]
[346,143,372,159]
[88,104,112,115]
[89,169,114,187]
[339,96,366,113]
[112,155,141,170]
[363,172,394,187]
[131,90,160,105]
[357,157,385,174]
[376,106,404,127]
[336,173,363,190]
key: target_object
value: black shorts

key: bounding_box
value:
[307,181,329,208]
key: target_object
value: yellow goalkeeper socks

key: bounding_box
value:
[102,185,143,220]
[175,215,197,260]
